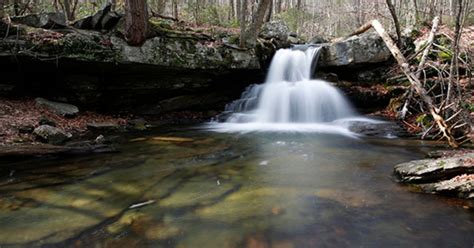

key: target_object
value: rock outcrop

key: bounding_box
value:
[394,152,474,199]
[0,11,396,114]
[319,32,392,68]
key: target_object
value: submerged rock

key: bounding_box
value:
[87,122,123,132]
[33,125,72,145]
[394,152,474,199]
[35,97,79,117]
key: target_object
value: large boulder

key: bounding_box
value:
[73,3,122,31]
[35,97,79,117]
[320,32,391,67]
[33,125,72,145]
[259,20,290,42]
[10,12,66,29]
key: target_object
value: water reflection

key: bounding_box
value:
[0,128,472,247]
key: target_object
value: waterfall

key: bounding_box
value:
[223,46,355,124]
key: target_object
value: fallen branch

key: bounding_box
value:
[129,199,156,209]
[361,19,459,148]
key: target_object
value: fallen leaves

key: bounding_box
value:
[0,97,126,145]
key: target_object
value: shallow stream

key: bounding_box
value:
[0,126,473,247]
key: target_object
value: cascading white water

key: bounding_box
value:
[206,46,385,135]
[224,46,355,124]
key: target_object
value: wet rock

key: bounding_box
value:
[309,35,328,44]
[394,153,474,183]
[94,134,106,144]
[11,12,66,29]
[35,97,79,117]
[127,118,148,131]
[420,174,473,199]
[348,119,410,138]
[87,122,123,132]
[33,125,72,145]
[320,32,391,68]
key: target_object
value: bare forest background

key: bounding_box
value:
[1,0,473,40]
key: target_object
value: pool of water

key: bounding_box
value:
[0,126,473,247]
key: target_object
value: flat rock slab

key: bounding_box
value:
[420,174,474,199]
[394,153,474,183]
[87,122,124,132]
[35,97,79,117]
[394,152,474,199]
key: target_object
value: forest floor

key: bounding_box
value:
[0,97,216,146]
[0,98,127,145]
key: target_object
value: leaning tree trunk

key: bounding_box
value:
[124,0,148,46]
[370,20,459,148]
[447,0,463,103]
[385,0,402,47]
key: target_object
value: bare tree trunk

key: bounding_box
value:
[405,0,417,33]
[110,0,117,10]
[236,0,241,23]
[173,0,179,19]
[276,0,282,13]
[385,0,402,47]
[156,0,166,14]
[416,16,439,79]
[63,0,73,21]
[355,0,362,26]
[264,0,272,22]
[124,0,148,46]
[447,0,463,103]
[371,20,458,147]
[0,0,5,17]
[13,0,20,15]
[239,0,248,47]
[229,0,235,20]
[244,0,271,46]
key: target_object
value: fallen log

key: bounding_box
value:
[350,19,459,148]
